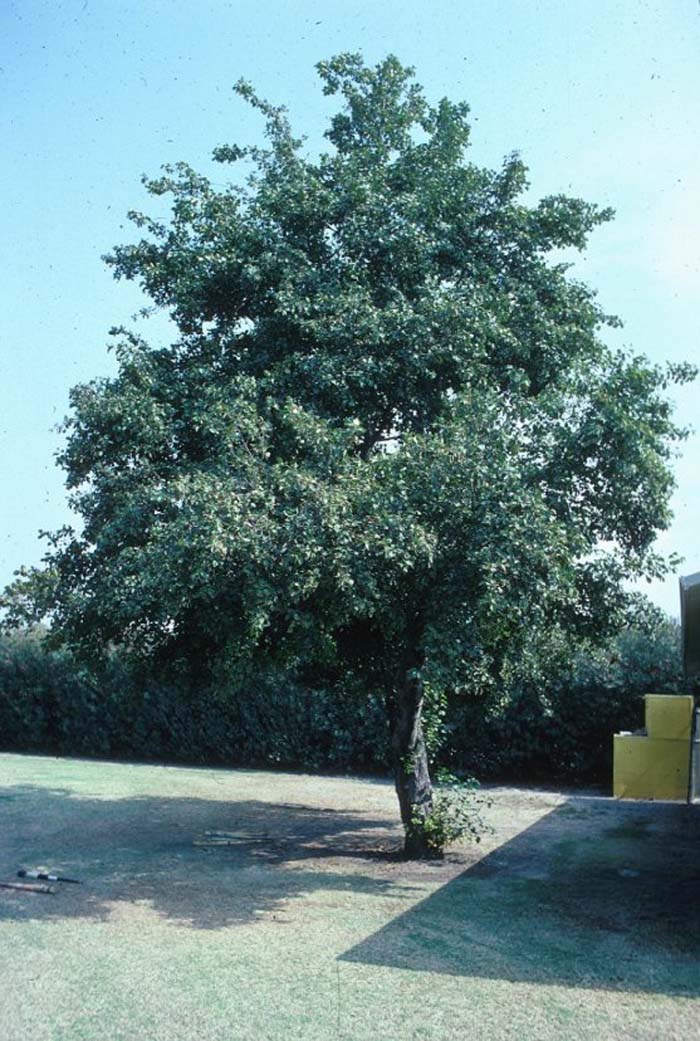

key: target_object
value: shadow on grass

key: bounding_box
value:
[0,782,414,929]
[4,778,699,996]
[341,798,700,997]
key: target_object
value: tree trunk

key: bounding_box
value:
[390,663,435,858]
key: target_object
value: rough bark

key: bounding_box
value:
[390,663,435,858]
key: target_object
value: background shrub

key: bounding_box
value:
[0,631,390,771]
[444,617,685,782]
[0,615,687,786]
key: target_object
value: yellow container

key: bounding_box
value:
[644,694,693,740]
[613,734,690,801]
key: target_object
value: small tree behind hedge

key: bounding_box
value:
[446,613,684,782]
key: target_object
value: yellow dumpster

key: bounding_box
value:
[613,694,693,801]
[644,694,693,740]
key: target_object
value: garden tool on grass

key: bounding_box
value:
[18,869,81,884]
[1,880,55,894]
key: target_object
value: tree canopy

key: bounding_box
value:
[4,54,694,854]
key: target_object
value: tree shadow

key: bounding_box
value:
[341,797,700,996]
[0,781,416,930]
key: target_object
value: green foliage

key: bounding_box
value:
[213,670,389,770]
[445,613,685,782]
[411,770,492,855]
[0,629,389,770]
[3,53,691,681]
[0,628,106,756]
[0,608,686,788]
[1,56,693,824]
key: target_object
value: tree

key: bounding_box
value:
[4,54,693,855]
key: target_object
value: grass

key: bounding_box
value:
[0,753,698,1041]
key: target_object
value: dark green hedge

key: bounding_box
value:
[444,620,685,782]
[0,619,686,784]
[0,630,389,771]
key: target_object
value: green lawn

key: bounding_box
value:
[0,753,697,1041]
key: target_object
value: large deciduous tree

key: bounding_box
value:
[5,55,693,855]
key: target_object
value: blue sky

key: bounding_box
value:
[1,0,698,617]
